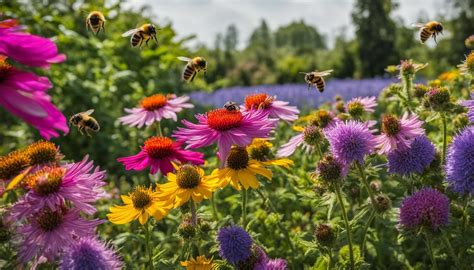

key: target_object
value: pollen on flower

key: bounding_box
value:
[26,167,65,196]
[130,186,152,209]
[176,165,201,189]
[245,93,273,110]
[0,150,29,180]
[465,52,474,73]
[144,137,174,159]
[347,101,364,118]
[207,109,243,131]
[26,141,60,166]
[140,94,168,111]
[381,115,401,136]
[36,208,64,232]
[226,146,249,170]
[0,55,12,77]
[248,139,273,161]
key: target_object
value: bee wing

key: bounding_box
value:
[411,23,425,29]
[315,69,333,76]
[298,72,309,75]
[82,109,94,116]
[178,56,192,62]
[122,28,139,37]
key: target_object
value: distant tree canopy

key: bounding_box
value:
[274,20,326,53]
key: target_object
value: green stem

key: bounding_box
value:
[143,221,154,269]
[335,183,355,270]
[156,121,163,137]
[210,192,219,220]
[241,187,248,228]
[189,200,197,225]
[256,189,295,252]
[356,162,376,207]
[316,143,323,159]
[462,196,469,234]
[441,231,461,269]
[402,75,414,112]
[441,114,447,164]
[424,232,438,270]
[361,209,376,258]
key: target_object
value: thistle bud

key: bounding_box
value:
[373,194,391,213]
[335,101,346,113]
[370,180,382,192]
[303,125,324,146]
[465,35,474,49]
[314,224,335,247]
[414,84,429,99]
[316,155,346,184]
[177,219,196,240]
[423,87,451,111]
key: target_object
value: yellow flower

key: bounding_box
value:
[210,146,272,190]
[157,164,219,208]
[107,186,171,225]
[180,256,216,270]
[437,70,459,82]
[247,138,293,169]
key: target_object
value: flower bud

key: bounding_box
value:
[414,84,429,99]
[316,155,345,184]
[370,180,382,192]
[465,35,474,49]
[178,219,196,240]
[314,224,335,247]
[423,87,451,111]
[303,125,324,146]
[374,194,391,213]
[335,101,346,113]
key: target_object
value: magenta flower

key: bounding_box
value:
[243,93,299,122]
[117,136,204,175]
[16,207,103,263]
[0,19,65,68]
[11,155,106,219]
[119,94,193,128]
[375,113,424,154]
[173,108,276,161]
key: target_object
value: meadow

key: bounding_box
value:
[0,1,474,270]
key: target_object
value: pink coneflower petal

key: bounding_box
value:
[346,96,377,113]
[277,133,304,157]
[376,113,425,154]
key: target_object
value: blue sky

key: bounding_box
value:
[125,0,445,48]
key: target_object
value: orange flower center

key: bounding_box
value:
[144,137,174,159]
[207,109,243,131]
[0,55,12,77]
[26,167,65,196]
[245,93,273,110]
[36,208,64,232]
[26,141,59,166]
[0,19,19,29]
[140,94,168,111]
[0,150,29,180]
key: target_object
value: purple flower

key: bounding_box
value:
[445,127,474,195]
[325,120,377,165]
[461,92,474,123]
[217,225,253,265]
[17,207,103,262]
[60,237,122,270]
[376,113,425,154]
[399,188,450,232]
[387,136,435,176]
[242,93,299,122]
[11,155,106,219]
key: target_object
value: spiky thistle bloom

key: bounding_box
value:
[325,120,377,165]
[107,186,171,225]
[375,113,425,154]
[423,87,451,111]
[277,125,324,157]
[399,188,449,232]
[217,225,253,265]
[180,256,216,270]
[173,107,276,161]
[458,51,474,75]
[11,155,106,219]
[461,92,474,123]
[117,136,204,175]
[345,96,377,118]
[445,127,474,195]
[60,237,122,270]
[242,93,299,122]
[16,207,103,263]
[119,94,193,128]
[156,164,219,208]
[247,138,293,168]
[387,135,435,176]
[261,259,288,270]
[315,154,348,184]
[397,59,428,78]
[210,146,272,190]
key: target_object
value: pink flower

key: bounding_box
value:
[345,96,377,114]
[277,125,324,157]
[119,94,193,128]
[242,93,299,122]
[117,136,204,175]
[0,19,65,68]
[375,113,425,154]
[173,108,277,161]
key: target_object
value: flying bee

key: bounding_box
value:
[85,11,105,34]
[223,101,239,111]
[300,70,333,93]
[413,21,443,44]
[122,24,158,48]
[69,109,100,136]
[177,56,207,82]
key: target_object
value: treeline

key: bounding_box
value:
[195,0,474,89]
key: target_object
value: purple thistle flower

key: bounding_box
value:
[387,136,435,176]
[325,120,377,165]
[461,92,474,123]
[217,225,253,265]
[445,127,474,195]
[16,207,103,263]
[399,188,450,232]
[264,259,288,270]
[60,237,122,270]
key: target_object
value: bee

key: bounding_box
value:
[122,24,158,48]
[177,56,207,82]
[300,70,333,93]
[85,11,105,35]
[413,21,443,44]
[223,101,239,111]
[69,109,100,136]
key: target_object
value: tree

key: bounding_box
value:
[447,0,474,64]
[224,24,239,52]
[352,0,398,77]
[274,20,326,54]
